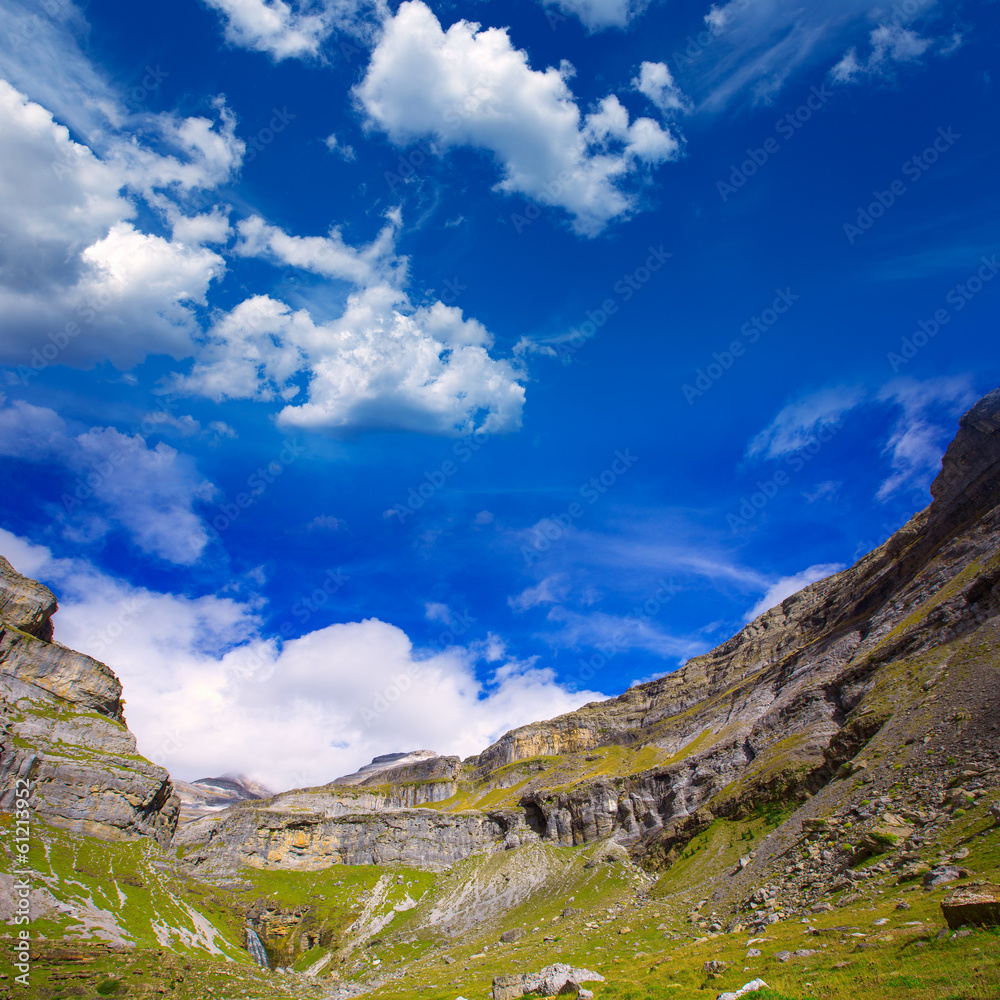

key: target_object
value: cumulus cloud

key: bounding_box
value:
[233,213,402,285]
[176,284,526,436]
[633,61,691,118]
[0,81,230,370]
[746,562,844,620]
[355,1,680,235]
[0,400,214,564]
[0,529,606,790]
[747,386,866,460]
[831,23,934,84]
[202,0,367,60]
[0,4,526,439]
[541,0,647,32]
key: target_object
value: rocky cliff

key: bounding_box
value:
[177,388,1000,878]
[0,561,178,844]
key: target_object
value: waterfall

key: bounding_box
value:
[246,926,270,969]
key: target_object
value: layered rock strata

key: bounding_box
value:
[175,387,1000,874]
[0,562,178,844]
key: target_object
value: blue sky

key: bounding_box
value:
[1,0,997,789]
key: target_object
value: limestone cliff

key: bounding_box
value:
[177,386,1000,875]
[0,561,178,844]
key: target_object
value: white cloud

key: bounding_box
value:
[202,0,365,61]
[541,0,647,32]
[0,400,214,564]
[831,23,934,84]
[633,61,691,118]
[542,606,706,663]
[875,376,977,501]
[233,213,401,285]
[747,386,866,460]
[308,514,343,531]
[0,6,526,440]
[323,132,356,160]
[746,377,978,503]
[424,602,452,624]
[746,562,844,620]
[0,529,606,791]
[355,0,680,235]
[0,81,229,370]
[508,575,570,612]
[176,285,526,436]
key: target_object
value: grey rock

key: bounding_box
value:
[0,555,56,640]
[0,558,177,845]
[941,882,1000,928]
[924,866,973,889]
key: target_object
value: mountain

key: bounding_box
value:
[2,388,999,1000]
[173,388,1000,878]
[174,774,273,824]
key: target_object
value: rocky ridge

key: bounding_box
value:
[177,388,1000,880]
[0,564,178,844]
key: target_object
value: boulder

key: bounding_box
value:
[802,819,830,834]
[492,965,604,1000]
[704,960,728,976]
[923,866,974,889]
[718,979,770,1000]
[500,928,525,944]
[941,882,1000,929]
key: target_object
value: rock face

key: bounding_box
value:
[177,387,1000,877]
[174,783,525,873]
[0,555,57,641]
[941,882,1000,928]
[0,560,178,844]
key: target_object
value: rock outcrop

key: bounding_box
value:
[0,560,178,844]
[175,785,521,873]
[941,882,1000,928]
